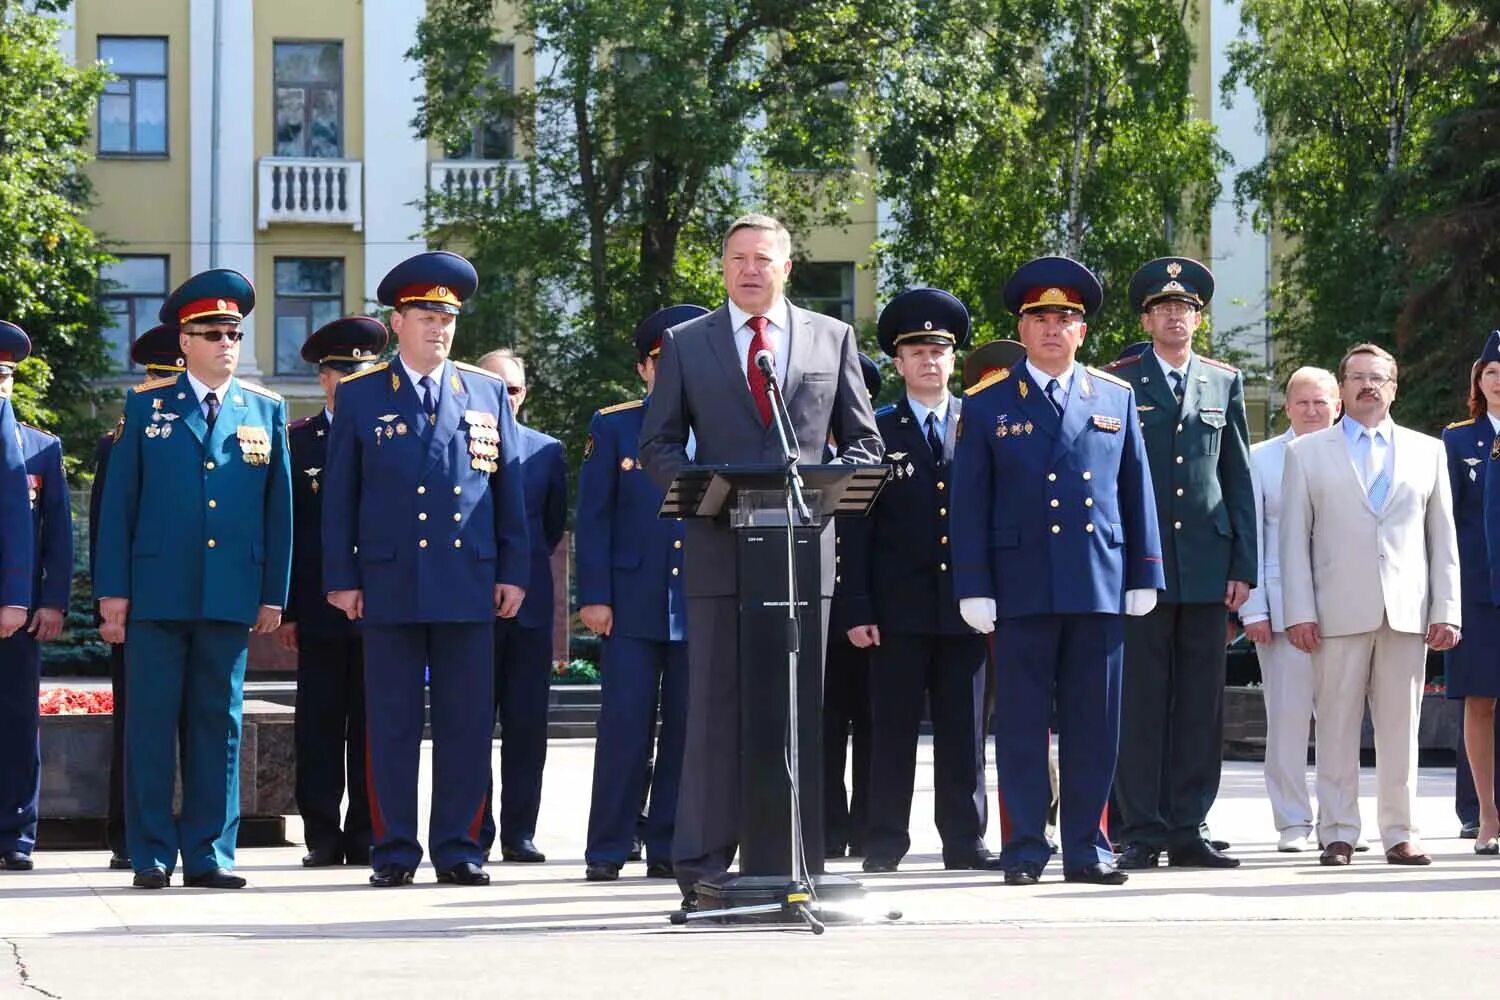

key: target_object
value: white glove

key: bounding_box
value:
[1124,589,1158,617]
[960,597,996,634]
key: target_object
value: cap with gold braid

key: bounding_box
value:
[301,316,389,374]
[376,250,478,315]
[159,268,255,326]
[1127,256,1214,314]
[1002,256,1103,317]
[633,304,709,362]
[0,321,31,376]
[130,323,185,375]
[961,339,1026,391]
[876,287,971,357]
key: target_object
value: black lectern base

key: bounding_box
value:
[669,873,899,931]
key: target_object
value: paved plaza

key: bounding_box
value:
[4,742,1498,998]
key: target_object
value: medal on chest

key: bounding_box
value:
[465,409,500,473]
[237,425,271,465]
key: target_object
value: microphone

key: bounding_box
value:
[753,348,776,381]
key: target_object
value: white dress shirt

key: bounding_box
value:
[400,356,445,409]
[1025,360,1074,411]
[184,370,231,420]
[728,297,791,384]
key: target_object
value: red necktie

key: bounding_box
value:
[746,315,772,426]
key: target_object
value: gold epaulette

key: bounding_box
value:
[340,361,389,384]
[1447,417,1477,429]
[130,375,177,394]
[239,381,283,401]
[964,367,1011,396]
[1104,355,1142,371]
[598,399,645,416]
[1087,366,1131,389]
[1198,355,1240,374]
[454,360,503,381]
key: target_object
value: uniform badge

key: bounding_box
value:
[996,423,1008,439]
[391,372,401,392]
[152,398,163,410]
[451,372,463,393]
[160,423,173,439]
[1137,404,1156,412]
[1166,261,1183,278]
[396,422,408,436]
[888,452,907,478]
[236,426,271,465]
[316,428,325,437]
[145,424,160,438]
[1465,457,1481,482]
[305,467,321,493]
[1018,381,1029,399]
[620,457,635,471]
[583,434,594,461]
[1091,415,1121,432]
[1491,438,1500,462]
[1023,421,1034,436]
[464,409,501,472]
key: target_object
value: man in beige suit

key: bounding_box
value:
[1241,367,1340,852]
[1280,343,1461,867]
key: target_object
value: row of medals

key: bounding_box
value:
[467,410,500,472]
[145,403,180,439]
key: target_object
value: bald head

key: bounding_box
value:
[1283,366,1340,436]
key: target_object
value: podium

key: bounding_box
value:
[661,463,888,921]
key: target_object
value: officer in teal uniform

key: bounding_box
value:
[1105,257,1256,871]
[90,323,184,870]
[580,305,700,882]
[952,257,1164,886]
[0,323,66,872]
[96,270,294,890]
[278,317,387,868]
[322,251,530,888]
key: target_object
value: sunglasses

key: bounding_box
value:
[187,329,244,343]
[506,385,525,396]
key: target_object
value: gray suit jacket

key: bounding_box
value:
[640,302,883,598]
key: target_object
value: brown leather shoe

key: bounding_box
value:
[1384,842,1432,866]
[1319,841,1353,866]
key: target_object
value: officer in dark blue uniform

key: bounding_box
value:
[322,251,530,887]
[90,323,184,870]
[96,270,294,889]
[278,316,387,867]
[0,323,66,872]
[822,352,882,860]
[580,305,700,881]
[473,348,566,864]
[838,290,993,873]
[951,257,1164,886]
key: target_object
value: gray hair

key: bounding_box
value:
[722,213,792,257]
[476,348,524,384]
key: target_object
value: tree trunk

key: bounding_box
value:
[1065,0,1093,257]
[571,60,610,336]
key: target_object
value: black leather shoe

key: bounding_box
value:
[1004,863,1043,886]
[628,836,644,863]
[184,867,247,889]
[500,840,546,863]
[861,856,899,873]
[132,866,169,890]
[108,853,132,871]
[0,851,33,871]
[369,864,415,887]
[645,860,675,879]
[436,862,490,886]
[1462,822,1481,840]
[680,891,699,913]
[1065,862,1128,885]
[586,862,621,882]
[943,848,996,871]
[1117,844,1160,870]
[1168,840,1240,869]
[1210,839,1231,851]
[302,847,342,868]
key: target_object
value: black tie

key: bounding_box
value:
[1170,370,1185,405]
[925,412,944,465]
[1045,378,1064,418]
[204,391,220,430]
[419,375,438,422]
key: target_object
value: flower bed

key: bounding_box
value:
[39,688,113,715]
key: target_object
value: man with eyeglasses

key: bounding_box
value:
[96,269,293,890]
[1280,343,1459,867]
[1104,257,1255,871]
[474,348,566,865]
[322,251,530,888]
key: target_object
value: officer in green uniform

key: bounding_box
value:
[1104,257,1256,870]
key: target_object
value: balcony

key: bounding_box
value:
[257,157,363,230]
[428,159,527,211]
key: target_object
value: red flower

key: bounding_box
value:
[39,689,114,715]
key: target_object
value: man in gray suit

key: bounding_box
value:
[640,213,883,905]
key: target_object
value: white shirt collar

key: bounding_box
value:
[727,297,790,336]
[399,355,446,387]
[184,369,230,405]
[1487,413,1500,435]
[1152,348,1191,384]
[323,407,334,426]
[906,393,950,429]
[1025,360,1074,396]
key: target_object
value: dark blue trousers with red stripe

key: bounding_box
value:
[362,622,493,872]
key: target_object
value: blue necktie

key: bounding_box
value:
[419,375,437,423]
[204,391,219,430]
[1045,378,1064,418]
[926,412,944,464]
[1365,430,1389,509]
[1169,370,1185,406]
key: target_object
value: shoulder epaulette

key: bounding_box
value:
[875,403,898,417]
[1103,355,1142,372]
[454,360,504,381]
[289,415,314,431]
[1198,356,1240,374]
[1447,418,1476,429]
[340,361,388,384]
[1087,366,1131,389]
[19,423,58,439]
[598,399,645,416]
[130,375,177,394]
[965,367,1011,396]
[239,381,283,402]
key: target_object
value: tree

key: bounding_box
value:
[0,0,115,459]
[410,0,915,466]
[874,0,1226,361]
[1223,0,1482,430]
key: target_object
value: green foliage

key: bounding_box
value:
[410,0,918,473]
[0,2,115,461]
[874,0,1226,362]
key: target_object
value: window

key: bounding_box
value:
[101,256,169,371]
[274,258,344,374]
[446,45,515,161]
[273,42,343,158]
[98,37,167,156]
[789,262,856,324]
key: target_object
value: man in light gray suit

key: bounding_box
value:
[1280,343,1461,867]
[1241,367,1339,852]
[640,213,883,904]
